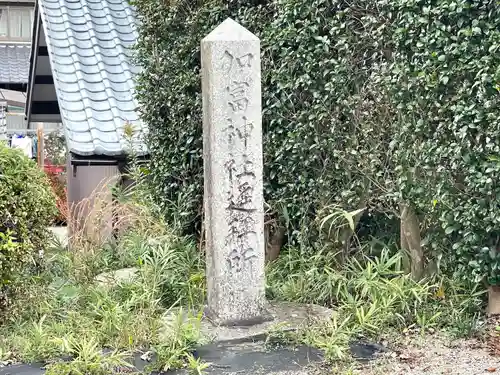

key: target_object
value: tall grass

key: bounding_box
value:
[0,157,486,372]
[267,246,486,361]
[0,167,205,373]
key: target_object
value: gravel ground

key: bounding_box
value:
[352,335,500,375]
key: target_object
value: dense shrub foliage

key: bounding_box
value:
[135,0,395,235]
[0,142,57,308]
[135,0,500,283]
[383,0,500,283]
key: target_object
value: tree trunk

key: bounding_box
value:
[400,203,424,280]
[487,285,500,316]
[265,221,286,263]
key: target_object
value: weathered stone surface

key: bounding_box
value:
[199,301,334,344]
[201,18,267,325]
[94,267,139,288]
[162,301,333,345]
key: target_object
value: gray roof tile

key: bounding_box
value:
[38,0,146,156]
[0,89,27,107]
[0,44,31,83]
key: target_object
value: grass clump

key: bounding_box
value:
[44,337,133,375]
[146,308,205,373]
[0,176,206,374]
[1,225,485,372]
[267,247,486,362]
[0,165,487,373]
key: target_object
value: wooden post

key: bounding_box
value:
[37,123,44,169]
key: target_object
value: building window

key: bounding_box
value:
[0,6,34,42]
[0,9,7,38]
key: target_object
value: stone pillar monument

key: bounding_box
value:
[201,18,268,326]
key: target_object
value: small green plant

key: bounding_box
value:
[264,321,298,348]
[186,353,210,375]
[0,346,11,364]
[148,308,204,373]
[7,315,63,362]
[46,337,132,375]
[267,245,484,362]
[318,205,366,252]
[415,310,442,334]
[302,313,355,361]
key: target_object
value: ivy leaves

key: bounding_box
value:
[387,0,500,282]
[135,0,500,283]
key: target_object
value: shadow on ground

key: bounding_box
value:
[0,342,322,375]
[167,342,322,374]
[0,340,387,374]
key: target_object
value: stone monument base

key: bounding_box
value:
[203,305,274,328]
[162,301,333,345]
[200,301,333,344]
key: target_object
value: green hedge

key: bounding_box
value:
[135,0,500,283]
[135,0,394,238]
[0,142,57,309]
[384,0,500,282]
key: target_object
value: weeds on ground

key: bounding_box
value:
[146,307,206,373]
[266,246,486,363]
[1,232,485,372]
[0,229,204,369]
[0,172,206,374]
[0,228,485,373]
[0,159,486,373]
[44,337,133,375]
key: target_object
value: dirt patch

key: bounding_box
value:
[353,334,500,375]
